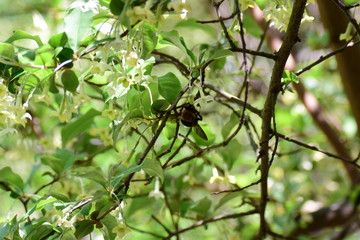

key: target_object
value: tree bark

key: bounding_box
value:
[317,0,360,137]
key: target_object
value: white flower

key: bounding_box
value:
[149,178,164,199]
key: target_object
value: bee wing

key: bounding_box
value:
[193,123,208,141]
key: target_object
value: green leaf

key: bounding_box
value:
[179,37,196,64]
[75,220,94,239]
[220,139,241,170]
[73,167,107,188]
[126,85,153,116]
[158,72,182,104]
[48,32,68,48]
[56,47,74,68]
[151,99,170,114]
[61,108,101,147]
[87,71,112,85]
[40,155,64,174]
[221,112,238,139]
[175,18,217,38]
[243,14,263,38]
[34,44,56,67]
[109,0,125,15]
[190,197,211,216]
[0,43,15,59]
[142,157,164,183]
[160,30,196,65]
[282,70,299,85]
[205,49,234,65]
[140,21,158,59]
[180,200,193,217]
[41,149,85,173]
[111,164,143,188]
[5,30,43,46]
[61,69,79,92]
[112,109,143,144]
[23,222,53,239]
[49,73,59,93]
[0,167,24,194]
[100,214,118,240]
[215,192,243,209]
[64,8,94,50]
[22,197,58,220]
[0,222,11,239]
[19,69,53,91]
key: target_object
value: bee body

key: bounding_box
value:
[180,104,202,127]
[180,103,208,140]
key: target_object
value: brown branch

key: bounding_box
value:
[197,11,238,23]
[331,0,360,37]
[345,3,360,9]
[258,0,308,238]
[275,132,360,168]
[163,209,258,239]
[152,215,172,234]
[204,82,262,116]
[127,224,165,238]
[296,40,360,76]
[153,50,190,76]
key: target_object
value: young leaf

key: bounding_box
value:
[158,72,182,104]
[282,70,299,85]
[61,69,79,92]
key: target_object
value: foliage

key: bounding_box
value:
[0,0,359,239]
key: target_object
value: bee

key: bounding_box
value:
[180,103,208,141]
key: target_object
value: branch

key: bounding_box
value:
[197,11,237,23]
[204,82,262,116]
[296,40,360,76]
[258,0,308,238]
[275,132,360,168]
[331,0,360,37]
[163,209,258,239]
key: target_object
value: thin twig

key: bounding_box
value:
[275,132,360,168]
[163,209,258,239]
[296,40,360,76]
